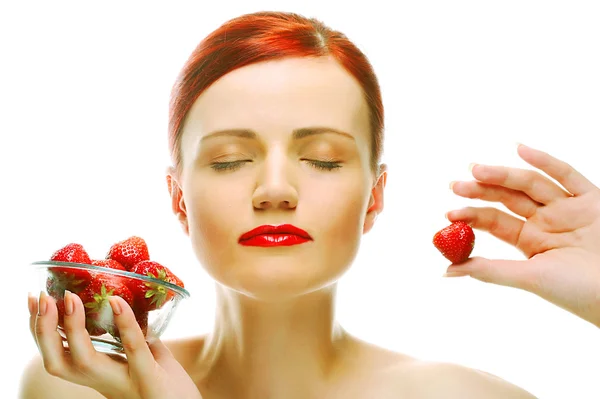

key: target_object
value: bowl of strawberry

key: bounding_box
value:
[31,236,189,355]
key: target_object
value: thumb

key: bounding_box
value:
[444,256,539,292]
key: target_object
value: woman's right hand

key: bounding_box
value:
[28,291,203,399]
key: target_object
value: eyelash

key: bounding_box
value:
[209,160,342,172]
[305,160,342,171]
[210,160,249,172]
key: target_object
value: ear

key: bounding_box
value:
[166,166,189,236]
[363,164,387,234]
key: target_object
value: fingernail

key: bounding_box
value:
[109,297,122,315]
[27,293,36,315]
[516,142,523,149]
[64,290,74,316]
[449,181,456,190]
[468,163,477,172]
[38,291,47,316]
[442,271,470,277]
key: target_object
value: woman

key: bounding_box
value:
[20,11,600,399]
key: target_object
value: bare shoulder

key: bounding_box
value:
[18,355,105,399]
[344,336,536,398]
[392,359,538,398]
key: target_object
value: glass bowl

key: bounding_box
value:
[32,260,190,355]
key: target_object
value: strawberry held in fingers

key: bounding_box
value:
[129,260,183,311]
[433,221,475,264]
[106,236,150,270]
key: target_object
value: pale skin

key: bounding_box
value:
[20,56,600,398]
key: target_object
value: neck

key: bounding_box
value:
[196,283,349,398]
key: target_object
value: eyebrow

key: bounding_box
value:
[200,127,356,142]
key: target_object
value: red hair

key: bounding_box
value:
[168,11,384,173]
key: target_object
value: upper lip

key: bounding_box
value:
[239,224,312,241]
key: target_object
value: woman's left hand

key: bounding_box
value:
[445,143,600,328]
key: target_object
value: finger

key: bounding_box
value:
[62,291,100,367]
[29,293,39,345]
[34,292,71,378]
[108,296,157,382]
[444,256,544,294]
[61,292,130,393]
[147,336,173,361]
[517,143,597,196]
[148,338,180,368]
[446,206,525,247]
[450,180,540,218]
[470,163,570,205]
[147,338,193,380]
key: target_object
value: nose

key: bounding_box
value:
[252,153,298,210]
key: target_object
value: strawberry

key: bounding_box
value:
[92,259,126,271]
[106,236,150,270]
[51,243,92,264]
[79,277,134,337]
[90,259,127,282]
[166,271,185,289]
[432,221,475,264]
[48,243,93,295]
[56,298,66,329]
[129,260,182,311]
[135,308,149,336]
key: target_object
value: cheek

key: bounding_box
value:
[183,180,247,262]
[303,173,370,248]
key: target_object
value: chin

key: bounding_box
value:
[213,258,349,302]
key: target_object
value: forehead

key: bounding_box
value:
[181,56,370,138]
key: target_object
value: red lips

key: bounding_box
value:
[239,224,312,247]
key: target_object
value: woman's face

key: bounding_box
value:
[171,56,385,300]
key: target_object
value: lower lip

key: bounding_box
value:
[239,234,311,247]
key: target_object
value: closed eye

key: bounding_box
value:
[304,160,342,171]
[210,159,342,172]
[210,160,252,172]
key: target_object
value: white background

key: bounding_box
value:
[2,1,599,398]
